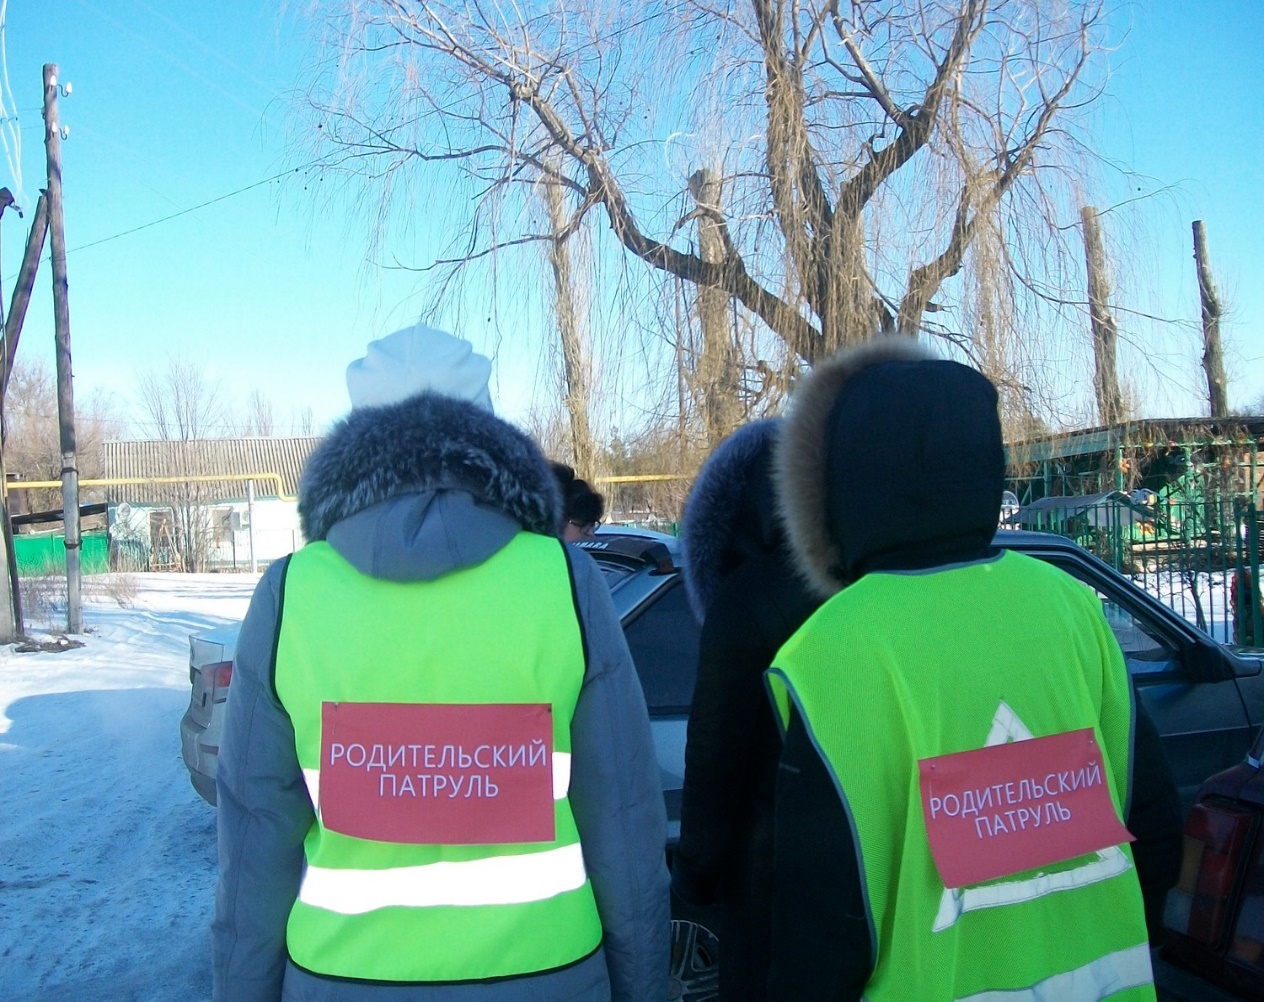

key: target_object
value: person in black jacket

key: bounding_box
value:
[672,420,820,1000]
[550,462,606,542]
[767,338,1184,999]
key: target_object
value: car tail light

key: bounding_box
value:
[205,661,233,703]
[1165,801,1255,947]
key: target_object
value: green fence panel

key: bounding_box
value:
[13,531,110,576]
[1009,494,1261,644]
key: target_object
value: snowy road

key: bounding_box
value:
[0,574,257,1001]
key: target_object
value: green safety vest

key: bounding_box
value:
[274,533,603,983]
[767,550,1154,1002]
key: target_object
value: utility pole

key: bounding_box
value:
[246,479,257,574]
[44,63,81,634]
[0,190,19,641]
[1192,220,1229,419]
[3,193,48,395]
[0,194,49,642]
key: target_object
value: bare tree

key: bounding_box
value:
[304,0,1105,379]
[135,359,228,572]
[957,204,1048,444]
[4,357,121,513]
[137,358,227,441]
[242,388,277,437]
[292,406,317,436]
[687,168,744,445]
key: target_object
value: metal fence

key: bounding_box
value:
[12,530,111,576]
[1004,494,1263,646]
[599,470,1264,647]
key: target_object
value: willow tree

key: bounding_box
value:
[305,0,1105,410]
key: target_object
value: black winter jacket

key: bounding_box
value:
[769,341,1183,1001]
[673,420,819,1000]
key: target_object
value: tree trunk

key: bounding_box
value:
[542,159,595,477]
[1192,220,1229,418]
[1080,205,1122,427]
[820,210,877,351]
[688,168,743,447]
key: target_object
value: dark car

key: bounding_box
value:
[593,528,1264,826]
[1160,725,1264,1000]
[601,527,1264,998]
[1003,531,1264,814]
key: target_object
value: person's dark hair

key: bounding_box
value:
[550,461,606,531]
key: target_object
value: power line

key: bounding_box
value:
[66,161,321,253]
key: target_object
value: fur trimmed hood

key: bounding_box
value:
[298,393,560,542]
[776,339,930,598]
[776,338,1003,598]
[680,419,782,622]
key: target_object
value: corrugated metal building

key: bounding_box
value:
[100,437,322,571]
[100,437,320,504]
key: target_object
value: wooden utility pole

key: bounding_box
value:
[0,193,19,641]
[1080,205,1123,427]
[1192,220,1229,418]
[3,193,49,395]
[44,63,81,634]
[0,195,49,642]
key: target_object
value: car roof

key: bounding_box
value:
[575,526,681,573]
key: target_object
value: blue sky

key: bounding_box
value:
[1,0,1260,439]
[1092,0,1264,417]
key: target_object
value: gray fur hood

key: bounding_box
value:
[298,393,561,543]
[680,419,782,622]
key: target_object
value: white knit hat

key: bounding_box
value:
[345,323,494,413]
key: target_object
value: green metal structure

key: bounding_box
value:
[1004,418,1264,645]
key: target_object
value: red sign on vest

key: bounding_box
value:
[918,728,1134,888]
[319,702,556,845]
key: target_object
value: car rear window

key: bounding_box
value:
[592,559,638,588]
[621,580,700,714]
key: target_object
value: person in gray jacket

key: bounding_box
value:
[212,324,670,1002]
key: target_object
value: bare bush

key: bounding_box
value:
[19,570,66,632]
[93,573,139,609]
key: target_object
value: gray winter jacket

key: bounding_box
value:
[212,394,670,1002]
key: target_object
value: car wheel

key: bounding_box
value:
[666,918,719,1001]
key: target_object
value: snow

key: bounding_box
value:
[1132,569,1235,644]
[0,573,258,1001]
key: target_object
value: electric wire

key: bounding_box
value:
[66,160,322,254]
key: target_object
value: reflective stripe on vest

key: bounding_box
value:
[275,533,603,984]
[299,842,589,914]
[770,551,1153,1002]
[954,943,1154,1002]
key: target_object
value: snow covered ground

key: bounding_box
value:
[1132,568,1234,644]
[0,573,258,1001]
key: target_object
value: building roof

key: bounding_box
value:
[1005,416,1264,466]
[99,437,321,504]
